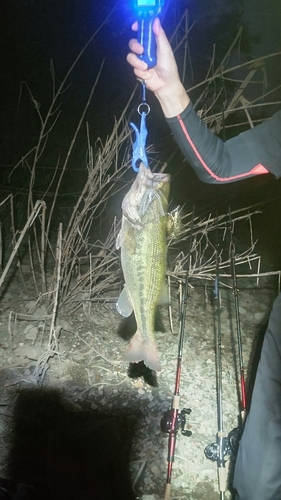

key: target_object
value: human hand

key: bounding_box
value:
[127,18,179,92]
[127,18,190,117]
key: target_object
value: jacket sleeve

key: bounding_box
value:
[166,103,281,184]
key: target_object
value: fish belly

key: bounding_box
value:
[120,213,166,370]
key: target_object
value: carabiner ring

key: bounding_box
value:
[137,103,150,116]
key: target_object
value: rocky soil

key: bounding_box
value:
[0,251,278,499]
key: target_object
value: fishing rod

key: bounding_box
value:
[205,215,230,499]
[160,207,195,500]
[225,208,247,458]
[228,207,247,424]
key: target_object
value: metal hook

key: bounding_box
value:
[130,111,149,172]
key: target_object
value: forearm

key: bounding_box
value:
[155,82,190,118]
[166,103,276,184]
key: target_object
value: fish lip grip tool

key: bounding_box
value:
[133,0,164,68]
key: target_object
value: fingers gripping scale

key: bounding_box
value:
[133,0,164,68]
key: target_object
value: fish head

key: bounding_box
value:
[122,163,171,224]
[141,164,170,202]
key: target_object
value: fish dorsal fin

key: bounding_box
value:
[116,286,133,317]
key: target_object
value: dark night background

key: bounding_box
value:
[0,0,281,263]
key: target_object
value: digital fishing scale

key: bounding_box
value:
[129,0,163,171]
[133,0,164,68]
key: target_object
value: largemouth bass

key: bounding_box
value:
[116,163,178,371]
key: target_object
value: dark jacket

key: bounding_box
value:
[166,103,281,183]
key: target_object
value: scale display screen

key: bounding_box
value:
[137,0,157,5]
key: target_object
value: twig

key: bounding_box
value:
[48,223,63,350]
[0,200,46,290]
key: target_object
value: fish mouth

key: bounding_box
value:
[139,188,166,217]
[138,165,170,217]
[143,174,170,188]
[140,163,170,188]
[122,163,171,224]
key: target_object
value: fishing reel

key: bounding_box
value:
[204,426,242,462]
[204,434,231,462]
[161,408,192,437]
[228,426,242,456]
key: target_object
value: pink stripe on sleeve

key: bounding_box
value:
[177,115,269,182]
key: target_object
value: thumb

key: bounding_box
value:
[152,17,163,36]
[153,18,172,53]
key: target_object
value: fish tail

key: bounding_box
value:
[124,330,161,372]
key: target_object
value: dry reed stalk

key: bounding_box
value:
[0,200,46,291]
[189,52,281,96]
[8,4,124,299]
[48,223,63,349]
[61,219,122,314]
[181,206,261,242]
[7,195,28,293]
[0,198,15,274]
[173,15,281,133]
[168,208,261,287]
[0,221,2,270]
[33,224,63,384]
[55,98,138,311]
[16,61,105,300]
[28,234,39,296]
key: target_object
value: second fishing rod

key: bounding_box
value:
[161,206,195,500]
[205,215,231,500]
[228,207,247,426]
[226,207,248,459]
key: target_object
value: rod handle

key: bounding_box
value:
[164,482,171,500]
[218,461,228,493]
[241,409,247,425]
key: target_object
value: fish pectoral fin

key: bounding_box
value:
[166,206,182,238]
[116,286,133,317]
[157,282,169,305]
[116,229,122,250]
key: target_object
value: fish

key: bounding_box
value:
[116,163,180,371]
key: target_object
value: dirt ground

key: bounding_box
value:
[0,250,278,499]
